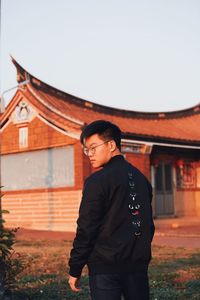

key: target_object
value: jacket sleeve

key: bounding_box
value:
[147,180,155,241]
[68,177,105,277]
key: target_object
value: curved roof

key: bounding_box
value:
[1,57,200,146]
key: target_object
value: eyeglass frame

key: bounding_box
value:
[83,140,112,156]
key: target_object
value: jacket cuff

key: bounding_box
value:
[69,265,83,278]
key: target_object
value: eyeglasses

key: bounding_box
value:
[83,140,111,156]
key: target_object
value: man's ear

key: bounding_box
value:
[109,140,117,152]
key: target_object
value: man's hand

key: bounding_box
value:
[68,275,81,292]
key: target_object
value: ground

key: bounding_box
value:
[11,217,200,299]
[15,216,200,249]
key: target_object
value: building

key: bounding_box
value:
[1,58,200,231]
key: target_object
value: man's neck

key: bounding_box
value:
[111,150,121,158]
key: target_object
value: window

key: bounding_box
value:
[19,127,28,148]
[176,163,195,188]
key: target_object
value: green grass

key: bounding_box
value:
[13,276,90,300]
[11,243,200,300]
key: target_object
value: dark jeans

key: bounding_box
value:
[89,272,149,300]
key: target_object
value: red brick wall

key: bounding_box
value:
[1,122,19,153]
[175,190,200,216]
[28,117,76,149]
[74,141,85,189]
[1,116,76,154]
[125,153,151,180]
[2,189,82,232]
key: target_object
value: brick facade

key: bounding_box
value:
[1,116,76,155]
[3,189,82,231]
[125,153,151,180]
[1,58,200,231]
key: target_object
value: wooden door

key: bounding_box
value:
[155,163,174,216]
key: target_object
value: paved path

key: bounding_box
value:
[153,217,200,249]
[153,233,200,249]
[15,217,200,249]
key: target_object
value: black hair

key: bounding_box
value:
[80,120,121,150]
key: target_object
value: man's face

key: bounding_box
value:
[83,134,113,169]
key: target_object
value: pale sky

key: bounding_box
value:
[1,0,200,112]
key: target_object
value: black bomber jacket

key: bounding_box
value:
[68,155,155,277]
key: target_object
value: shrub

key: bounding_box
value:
[0,194,24,299]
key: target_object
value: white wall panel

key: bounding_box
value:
[1,146,74,190]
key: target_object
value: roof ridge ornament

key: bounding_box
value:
[0,78,30,113]
[11,100,36,124]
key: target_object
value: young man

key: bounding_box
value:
[68,120,155,300]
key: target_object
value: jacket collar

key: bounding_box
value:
[105,154,124,167]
